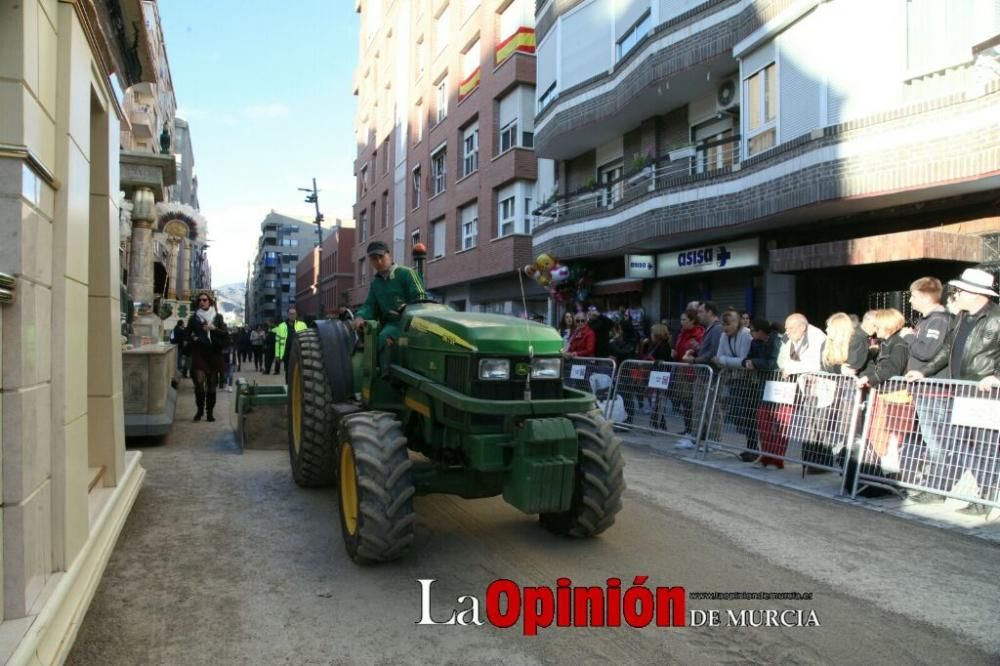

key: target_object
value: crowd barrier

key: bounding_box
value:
[701,369,863,486]
[608,361,715,438]
[852,377,1000,510]
[562,357,617,417]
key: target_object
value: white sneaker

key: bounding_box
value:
[674,438,695,450]
[225,386,233,392]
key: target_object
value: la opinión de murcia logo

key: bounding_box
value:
[416,579,820,635]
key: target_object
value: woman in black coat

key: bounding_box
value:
[858,309,910,388]
[186,292,229,421]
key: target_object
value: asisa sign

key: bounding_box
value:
[656,238,759,277]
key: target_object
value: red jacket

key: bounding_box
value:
[672,325,704,361]
[567,326,596,358]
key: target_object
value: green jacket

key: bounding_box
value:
[355,264,427,324]
[274,320,308,359]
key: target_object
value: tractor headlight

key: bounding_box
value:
[478,358,510,380]
[531,358,562,379]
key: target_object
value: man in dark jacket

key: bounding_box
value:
[909,268,1000,515]
[903,277,953,504]
[586,306,614,358]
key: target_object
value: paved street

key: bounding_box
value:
[68,376,999,665]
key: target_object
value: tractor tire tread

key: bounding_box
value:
[288,330,338,488]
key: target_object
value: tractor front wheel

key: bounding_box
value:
[540,409,625,537]
[337,411,416,563]
[287,329,338,488]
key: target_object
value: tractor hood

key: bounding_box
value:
[404,309,563,356]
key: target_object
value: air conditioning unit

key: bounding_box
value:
[716,78,739,111]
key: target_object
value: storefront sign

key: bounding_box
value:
[625,254,656,279]
[656,238,759,277]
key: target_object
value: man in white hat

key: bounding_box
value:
[908,267,999,515]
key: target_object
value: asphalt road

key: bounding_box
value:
[68,379,999,665]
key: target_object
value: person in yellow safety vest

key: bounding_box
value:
[273,305,308,375]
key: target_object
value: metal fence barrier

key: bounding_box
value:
[608,361,714,439]
[701,369,862,486]
[851,377,1000,510]
[562,357,617,419]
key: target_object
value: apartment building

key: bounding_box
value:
[295,223,358,320]
[533,0,1000,324]
[247,211,333,325]
[352,0,551,316]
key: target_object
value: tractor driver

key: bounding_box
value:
[354,240,428,374]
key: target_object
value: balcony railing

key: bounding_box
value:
[535,136,741,225]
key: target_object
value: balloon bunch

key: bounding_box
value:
[523,254,594,305]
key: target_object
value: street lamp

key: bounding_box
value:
[298,178,325,320]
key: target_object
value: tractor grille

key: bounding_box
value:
[444,356,469,421]
[442,354,564,422]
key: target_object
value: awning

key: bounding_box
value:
[591,278,643,296]
[769,229,984,272]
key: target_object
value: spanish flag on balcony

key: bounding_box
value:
[495,27,536,65]
[459,67,481,101]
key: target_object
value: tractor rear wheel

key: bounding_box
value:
[337,411,416,563]
[540,409,625,537]
[287,329,339,488]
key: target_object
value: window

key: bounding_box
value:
[415,34,425,81]
[411,229,421,248]
[280,238,299,247]
[413,98,424,144]
[436,76,448,123]
[431,218,446,259]
[381,191,389,228]
[263,280,277,289]
[460,202,478,250]
[745,63,777,156]
[411,166,422,209]
[460,39,480,99]
[498,196,516,237]
[357,258,366,286]
[616,11,651,61]
[369,202,376,236]
[359,165,368,196]
[359,209,368,242]
[499,119,517,153]
[462,123,479,176]
[289,225,299,233]
[382,139,390,174]
[463,0,480,20]
[524,197,533,234]
[537,81,557,111]
[435,4,450,54]
[431,146,447,195]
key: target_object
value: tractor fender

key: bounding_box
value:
[314,319,356,402]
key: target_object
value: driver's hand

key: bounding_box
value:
[353,318,365,331]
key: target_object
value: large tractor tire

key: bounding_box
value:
[337,411,416,563]
[287,329,340,488]
[540,409,625,537]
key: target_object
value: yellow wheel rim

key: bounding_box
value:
[290,363,302,454]
[340,442,358,536]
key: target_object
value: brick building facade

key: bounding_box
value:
[295,224,357,320]
[352,0,550,317]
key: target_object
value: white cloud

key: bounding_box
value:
[241,103,292,120]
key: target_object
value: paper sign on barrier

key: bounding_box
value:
[950,397,999,430]
[570,365,587,380]
[763,380,797,405]
[648,371,671,390]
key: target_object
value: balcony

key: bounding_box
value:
[129,102,156,140]
[532,86,1000,261]
[536,136,740,223]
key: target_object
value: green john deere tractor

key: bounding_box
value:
[286,251,625,564]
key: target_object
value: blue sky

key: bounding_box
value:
[159,0,359,286]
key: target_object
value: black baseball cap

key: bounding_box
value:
[366,240,389,257]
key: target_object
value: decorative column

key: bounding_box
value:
[165,236,180,299]
[120,150,176,345]
[180,238,192,301]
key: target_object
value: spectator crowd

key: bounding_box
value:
[555,268,1000,516]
